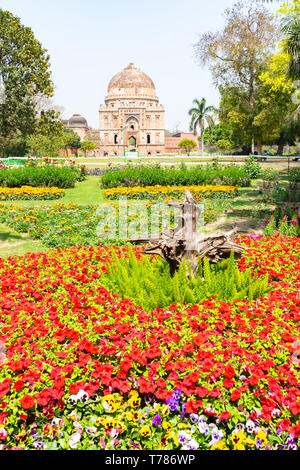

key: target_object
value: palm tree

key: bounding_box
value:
[188,98,216,153]
[260,1,300,78]
[282,13,300,79]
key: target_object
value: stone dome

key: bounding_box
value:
[68,114,88,128]
[106,63,157,99]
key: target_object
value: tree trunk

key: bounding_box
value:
[277,142,284,156]
[128,190,244,277]
[257,141,262,155]
[201,131,204,154]
[251,136,255,154]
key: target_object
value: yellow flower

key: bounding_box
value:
[245,437,256,448]
[128,396,141,408]
[211,440,228,450]
[162,421,171,431]
[177,423,188,429]
[256,431,268,448]
[231,431,246,450]
[126,410,139,422]
[140,425,151,437]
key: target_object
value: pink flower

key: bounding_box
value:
[0,428,8,440]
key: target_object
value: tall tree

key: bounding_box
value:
[188,98,216,153]
[282,13,300,79]
[0,9,54,141]
[194,0,278,153]
[218,51,298,153]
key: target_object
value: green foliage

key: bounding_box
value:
[178,139,197,155]
[0,135,29,157]
[80,140,97,155]
[26,133,65,159]
[0,166,82,188]
[244,156,261,179]
[100,248,270,310]
[37,110,64,137]
[265,211,299,237]
[63,128,81,150]
[101,163,251,188]
[0,9,54,139]
[289,168,300,182]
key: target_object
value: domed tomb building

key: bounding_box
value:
[99,63,165,155]
[66,114,89,141]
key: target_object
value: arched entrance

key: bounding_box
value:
[128,136,136,148]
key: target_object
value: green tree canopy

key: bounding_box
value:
[194,1,278,153]
[63,128,81,150]
[80,140,97,156]
[0,9,54,141]
[178,138,197,155]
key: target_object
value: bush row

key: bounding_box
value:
[101,163,252,189]
[0,165,84,189]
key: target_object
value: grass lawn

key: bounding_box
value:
[0,223,46,258]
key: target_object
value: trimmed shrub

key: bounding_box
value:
[0,165,83,189]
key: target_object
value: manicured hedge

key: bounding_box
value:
[0,166,83,189]
[101,164,251,189]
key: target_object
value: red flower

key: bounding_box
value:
[0,379,11,399]
[219,411,231,420]
[290,402,300,416]
[195,386,209,398]
[290,423,300,438]
[224,364,235,379]
[230,389,241,401]
[186,399,202,414]
[277,419,291,432]
[20,395,35,410]
[223,378,235,389]
[13,380,25,392]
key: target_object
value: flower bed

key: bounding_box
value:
[0,186,65,201]
[0,235,299,450]
[0,200,225,248]
[104,185,238,200]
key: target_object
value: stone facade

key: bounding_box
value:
[99,63,165,156]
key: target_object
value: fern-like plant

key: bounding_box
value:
[100,247,270,310]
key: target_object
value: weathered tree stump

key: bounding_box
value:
[128,190,244,276]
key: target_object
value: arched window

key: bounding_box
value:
[147,134,151,144]
[130,124,134,131]
[114,134,118,144]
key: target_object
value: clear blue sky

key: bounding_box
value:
[0,0,279,131]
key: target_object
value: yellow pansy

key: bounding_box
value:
[231,431,246,450]
[140,425,151,437]
[211,440,228,450]
[256,431,268,448]
[126,410,139,422]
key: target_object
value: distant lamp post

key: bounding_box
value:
[120,125,127,156]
